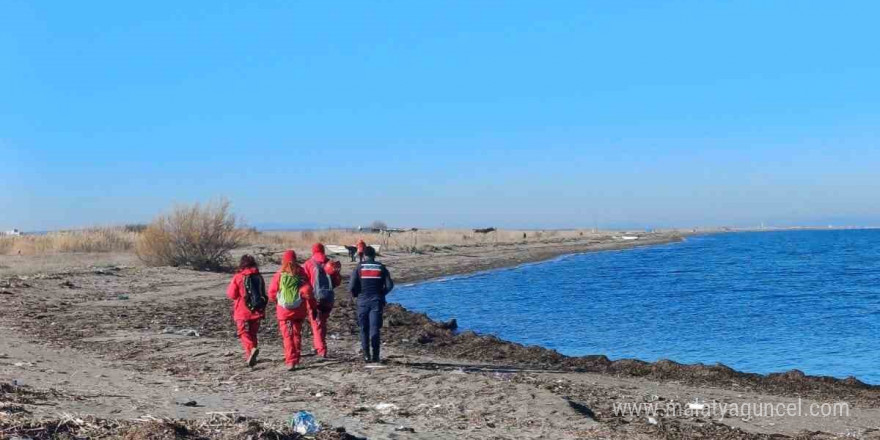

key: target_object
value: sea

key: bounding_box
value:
[393,229,880,384]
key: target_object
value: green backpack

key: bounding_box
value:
[278,272,303,310]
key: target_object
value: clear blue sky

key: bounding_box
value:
[3,1,879,231]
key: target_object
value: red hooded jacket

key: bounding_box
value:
[302,250,342,290]
[268,264,316,321]
[226,267,266,321]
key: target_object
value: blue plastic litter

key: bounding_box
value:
[291,410,321,435]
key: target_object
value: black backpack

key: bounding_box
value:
[312,262,336,307]
[243,272,268,312]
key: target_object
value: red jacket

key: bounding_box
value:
[226,267,266,321]
[302,252,342,289]
[268,265,316,321]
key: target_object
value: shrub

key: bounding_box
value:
[123,224,148,233]
[136,200,244,271]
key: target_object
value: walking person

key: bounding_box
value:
[356,239,366,263]
[268,250,316,371]
[349,246,394,363]
[226,254,267,367]
[303,243,342,359]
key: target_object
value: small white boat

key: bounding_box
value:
[620,235,640,240]
[324,244,383,255]
[324,245,349,255]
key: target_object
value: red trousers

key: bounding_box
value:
[235,319,260,359]
[278,319,304,366]
[307,307,332,357]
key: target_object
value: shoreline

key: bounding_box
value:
[378,231,879,399]
[395,233,689,288]
[386,231,691,285]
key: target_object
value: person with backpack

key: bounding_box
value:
[226,254,267,367]
[268,250,315,371]
[302,243,342,359]
[349,246,394,363]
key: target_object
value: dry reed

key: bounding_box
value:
[246,228,597,253]
[0,228,138,256]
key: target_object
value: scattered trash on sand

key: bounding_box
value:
[394,425,416,432]
[688,400,706,411]
[116,294,129,300]
[647,416,658,425]
[180,400,199,407]
[291,411,321,435]
[92,266,124,276]
[162,327,200,337]
[374,403,399,415]
[0,277,31,289]
[59,280,77,289]
[493,372,515,381]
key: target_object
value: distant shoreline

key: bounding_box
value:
[395,232,687,287]
[387,231,687,285]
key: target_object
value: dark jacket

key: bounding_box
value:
[349,260,393,304]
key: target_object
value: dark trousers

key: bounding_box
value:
[357,300,384,360]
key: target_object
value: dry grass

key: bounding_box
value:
[0,228,139,256]
[246,228,599,253]
[136,200,245,271]
[1,226,604,258]
[1,198,605,262]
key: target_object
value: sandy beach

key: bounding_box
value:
[2,231,879,439]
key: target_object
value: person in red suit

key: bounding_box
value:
[302,243,342,358]
[268,250,315,370]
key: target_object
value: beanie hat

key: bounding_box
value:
[282,250,296,264]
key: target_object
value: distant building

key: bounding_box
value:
[2,229,22,236]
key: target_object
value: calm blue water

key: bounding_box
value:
[394,230,880,384]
